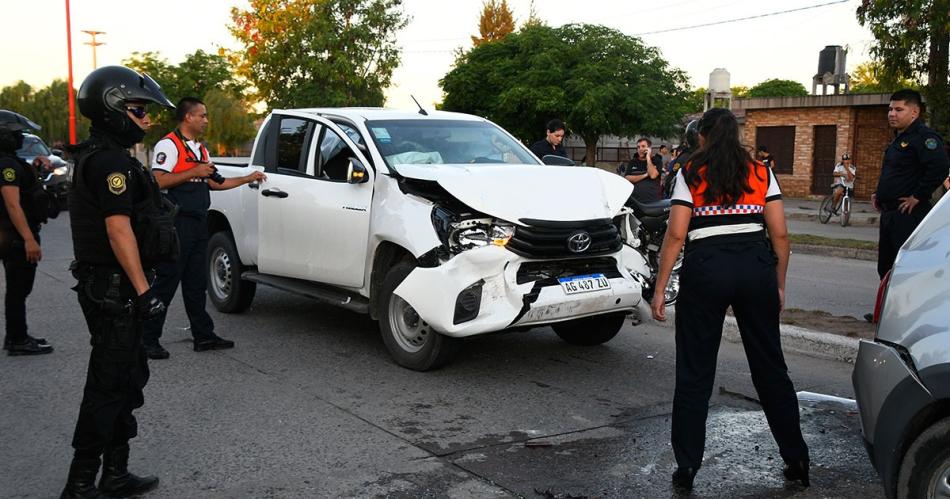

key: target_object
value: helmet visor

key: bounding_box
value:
[0,110,41,132]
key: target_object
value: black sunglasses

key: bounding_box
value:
[125,105,148,119]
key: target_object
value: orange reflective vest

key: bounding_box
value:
[163,130,209,174]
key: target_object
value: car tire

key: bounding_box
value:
[552,312,626,346]
[207,231,256,313]
[379,260,459,371]
[896,416,950,499]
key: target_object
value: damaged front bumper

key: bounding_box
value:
[393,245,642,337]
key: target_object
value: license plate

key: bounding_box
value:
[558,274,611,295]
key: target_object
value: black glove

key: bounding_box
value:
[135,288,166,320]
[208,167,226,185]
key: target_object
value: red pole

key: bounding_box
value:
[65,0,77,145]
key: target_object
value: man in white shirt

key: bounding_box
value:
[832,153,856,208]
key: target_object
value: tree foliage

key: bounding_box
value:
[230,0,408,109]
[747,79,809,98]
[0,80,91,146]
[857,0,949,133]
[850,60,919,94]
[471,0,516,47]
[686,85,750,112]
[441,24,691,165]
[124,50,255,153]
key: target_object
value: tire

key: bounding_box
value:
[840,197,851,227]
[207,231,256,313]
[552,312,626,346]
[896,416,950,499]
[818,195,834,224]
[379,260,460,371]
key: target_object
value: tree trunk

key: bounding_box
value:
[926,0,950,134]
[583,136,599,167]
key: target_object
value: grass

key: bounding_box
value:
[788,233,879,251]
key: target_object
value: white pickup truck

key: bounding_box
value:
[208,108,649,370]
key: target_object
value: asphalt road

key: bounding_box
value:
[785,252,879,319]
[1,217,883,498]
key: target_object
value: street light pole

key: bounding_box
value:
[82,30,106,69]
[65,0,76,145]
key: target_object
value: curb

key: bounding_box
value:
[722,316,859,363]
[791,243,877,261]
[786,211,879,226]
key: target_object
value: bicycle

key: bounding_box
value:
[818,183,852,227]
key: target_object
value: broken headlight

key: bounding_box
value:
[431,206,514,254]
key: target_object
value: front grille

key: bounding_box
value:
[507,218,622,259]
[516,257,622,285]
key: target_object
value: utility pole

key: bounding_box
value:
[82,30,106,69]
[65,0,76,144]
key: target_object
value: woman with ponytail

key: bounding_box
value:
[651,108,810,492]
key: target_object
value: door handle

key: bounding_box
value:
[261,188,288,198]
[248,181,261,190]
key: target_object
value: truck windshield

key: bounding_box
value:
[366,119,541,170]
[16,136,51,158]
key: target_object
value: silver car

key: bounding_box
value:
[853,192,950,499]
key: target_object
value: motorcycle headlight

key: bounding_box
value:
[53,166,69,176]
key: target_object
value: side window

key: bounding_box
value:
[251,117,273,167]
[318,127,357,182]
[276,117,314,175]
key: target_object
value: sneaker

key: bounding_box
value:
[3,335,47,351]
[7,337,53,356]
[194,333,235,352]
[144,343,170,360]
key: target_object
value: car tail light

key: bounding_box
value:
[872,270,892,324]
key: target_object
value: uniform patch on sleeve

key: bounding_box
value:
[107,173,127,195]
[156,152,166,165]
[2,168,15,182]
[925,138,939,150]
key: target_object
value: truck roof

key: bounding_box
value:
[276,108,486,123]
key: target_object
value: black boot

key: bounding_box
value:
[60,457,113,499]
[98,444,159,497]
[783,459,810,487]
[672,467,697,491]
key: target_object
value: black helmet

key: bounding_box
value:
[0,110,41,132]
[78,65,174,137]
[683,120,700,150]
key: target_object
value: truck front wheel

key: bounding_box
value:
[207,232,256,313]
[552,312,626,346]
[379,261,459,371]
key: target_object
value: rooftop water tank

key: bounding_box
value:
[709,68,731,93]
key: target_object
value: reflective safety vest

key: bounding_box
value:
[161,130,212,215]
[163,130,210,174]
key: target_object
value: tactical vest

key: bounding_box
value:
[70,145,180,266]
[162,130,211,215]
[0,152,51,230]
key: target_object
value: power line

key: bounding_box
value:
[632,0,850,36]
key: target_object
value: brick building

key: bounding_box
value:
[732,93,892,200]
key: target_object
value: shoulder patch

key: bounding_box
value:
[106,172,127,195]
[156,152,166,165]
[925,137,939,150]
[2,168,15,182]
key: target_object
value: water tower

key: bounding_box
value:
[705,68,732,110]
[812,45,850,95]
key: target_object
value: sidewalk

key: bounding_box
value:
[784,198,879,226]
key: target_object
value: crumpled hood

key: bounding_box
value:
[395,164,632,224]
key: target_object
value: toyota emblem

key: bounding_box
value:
[567,231,592,253]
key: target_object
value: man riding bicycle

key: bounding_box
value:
[832,153,856,208]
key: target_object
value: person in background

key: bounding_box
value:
[621,137,662,203]
[831,153,856,209]
[652,107,809,492]
[529,119,568,161]
[757,145,776,170]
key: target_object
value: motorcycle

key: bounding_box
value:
[615,197,682,307]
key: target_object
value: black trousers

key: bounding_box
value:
[70,266,150,459]
[2,233,38,344]
[142,214,214,344]
[672,241,808,470]
[877,204,930,279]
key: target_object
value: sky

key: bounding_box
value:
[2,0,877,110]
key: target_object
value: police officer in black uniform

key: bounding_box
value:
[663,120,699,198]
[872,89,950,281]
[60,65,178,499]
[0,110,53,355]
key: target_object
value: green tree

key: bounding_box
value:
[731,85,749,98]
[857,0,949,133]
[124,50,255,152]
[0,80,90,146]
[230,0,408,109]
[472,0,516,47]
[441,24,690,165]
[850,60,918,94]
[523,0,543,28]
[747,79,809,98]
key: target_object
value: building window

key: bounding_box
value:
[755,126,795,175]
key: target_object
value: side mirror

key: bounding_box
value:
[347,158,369,184]
[542,154,575,167]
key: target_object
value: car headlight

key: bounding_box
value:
[53,166,69,176]
[446,219,515,252]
